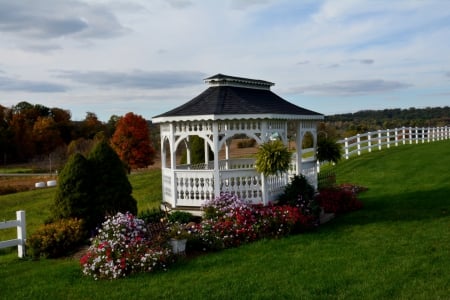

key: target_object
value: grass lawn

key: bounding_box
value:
[0,140,449,299]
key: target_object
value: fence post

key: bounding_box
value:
[386,129,390,148]
[402,126,406,145]
[357,134,361,156]
[368,132,372,152]
[394,128,398,146]
[378,130,382,150]
[17,210,26,258]
[344,137,349,159]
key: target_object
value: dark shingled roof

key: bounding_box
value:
[153,74,323,121]
[154,86,322,117]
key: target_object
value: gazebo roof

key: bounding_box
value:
[153,74,323,122]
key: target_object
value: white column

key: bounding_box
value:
[212,122,221,197]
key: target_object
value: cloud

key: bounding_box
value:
[0,0,126,40]
[56,70,206,89]
[296,79,412,95]
[166,0,193,9]
[0,75,67,92]
[445,71,450,78]
[360,59,374,64]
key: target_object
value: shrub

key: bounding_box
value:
[315,187,363,214]
[138,208,166,224]
[196,193,317,251]
[27,218,85,259]
[52,153,95,231]
[80,212,174,280]
[168,211,195,224]
[88,141,137,225]
[201,193,251,220]
[278,175,316,206]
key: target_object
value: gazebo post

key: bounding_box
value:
[185,136,191,166]
[295,122,303,176]
[213,123,221,197]
[169,124,177,207]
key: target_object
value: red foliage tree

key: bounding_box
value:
[110,112,155,170]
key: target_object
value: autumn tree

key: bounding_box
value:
[110,112,155,170]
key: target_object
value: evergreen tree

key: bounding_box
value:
[52,153,96,230]
[88,141,137,218]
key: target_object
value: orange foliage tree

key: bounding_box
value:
[110,112,155,170]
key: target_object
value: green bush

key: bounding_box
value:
[138,208,166,224]
[88,141,137,225]
[52,153,95,230]
[278,175,316,206]
[27,218,85,259]
[168,210,195,224]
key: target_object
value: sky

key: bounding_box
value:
[0,0,449,122]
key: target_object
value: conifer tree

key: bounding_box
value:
[88,140,137,219]
[52,153,96,230]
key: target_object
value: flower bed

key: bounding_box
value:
[81,189,364,280]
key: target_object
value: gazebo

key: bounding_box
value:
[152,74,323,212]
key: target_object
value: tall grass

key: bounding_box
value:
[0,140,449,299]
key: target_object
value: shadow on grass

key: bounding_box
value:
[328,187,450,227]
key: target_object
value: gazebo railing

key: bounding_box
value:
[220,169,262,203]
[177,158,256,171]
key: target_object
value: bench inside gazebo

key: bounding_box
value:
[152,74,324,213]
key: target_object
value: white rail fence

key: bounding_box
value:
[338,126,449,160]
[0,210,26,258]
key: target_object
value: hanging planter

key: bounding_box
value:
[255,140,291,176]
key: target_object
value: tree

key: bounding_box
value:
[110,112,155,170]
[80,112,104,139]
[52,153,95,230]
[32,116,64,155]
[88,140,137,218]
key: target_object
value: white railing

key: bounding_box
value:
[0,211,26,258]
[338,126,449,159]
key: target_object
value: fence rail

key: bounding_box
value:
[0,210,26,258]
[338,126,449,159]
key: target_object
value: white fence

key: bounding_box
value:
[338,126,450,159]
[0,210,26,258]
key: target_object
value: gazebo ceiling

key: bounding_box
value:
[153,74,323,123]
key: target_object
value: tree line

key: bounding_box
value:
[324,106,450,138]
[0,101,156,171]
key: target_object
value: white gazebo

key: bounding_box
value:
[152,74,324,212]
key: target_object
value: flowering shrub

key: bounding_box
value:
[315,186,364,214]
[27,218,85,259]
[201,193,251,220]
[80,212,173,280]
[197,193,317,250]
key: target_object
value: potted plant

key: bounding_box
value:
[255,140,291,176]
[167,222,191,254]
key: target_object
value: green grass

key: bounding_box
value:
[1,140,449,299]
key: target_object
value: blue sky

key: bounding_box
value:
[0,0,449,121]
